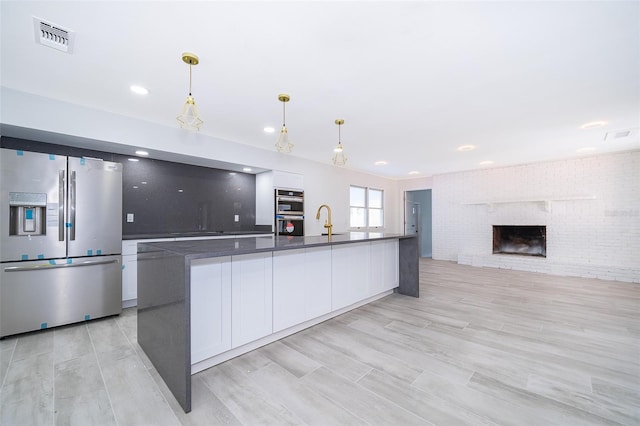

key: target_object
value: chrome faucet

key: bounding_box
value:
[316,204,333,237]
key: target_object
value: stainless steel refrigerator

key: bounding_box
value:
[0,148,123,338]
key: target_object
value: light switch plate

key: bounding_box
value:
[234,214,239,222]
[127,213,134,223]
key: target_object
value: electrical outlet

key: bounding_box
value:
[127,213,134,223]
[234,214,239,222]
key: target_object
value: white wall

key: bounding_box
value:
[0,87,401,235]
[432,151,640,283]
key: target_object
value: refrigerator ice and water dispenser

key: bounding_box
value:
[9,192,46,236]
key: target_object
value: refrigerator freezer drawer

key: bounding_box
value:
[0,255,122,338]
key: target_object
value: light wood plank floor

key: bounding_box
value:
[1,259,639,425]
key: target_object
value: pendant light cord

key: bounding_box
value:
[282,101,286,127]
[188,63,193,96]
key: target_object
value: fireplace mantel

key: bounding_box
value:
[462,195,596,212]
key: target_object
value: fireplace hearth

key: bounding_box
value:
[493,225,546,257]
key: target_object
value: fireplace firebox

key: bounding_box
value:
[493,225,546,257]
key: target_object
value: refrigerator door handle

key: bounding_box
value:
[4,258,119,272]
[58,169,65,241]
[69,170,76,241]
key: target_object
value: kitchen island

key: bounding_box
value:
[137,232,418,412]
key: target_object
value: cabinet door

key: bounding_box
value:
[191,257,232,363]
[231,252,273,348]
[273,247,331,332]
[331,242,370,310]
[304,247,332,319]
[121,254,138,302]
[370,240,399,295]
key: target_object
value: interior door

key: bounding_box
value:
[405,201,420,237]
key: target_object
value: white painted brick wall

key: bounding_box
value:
[433,151,640,283]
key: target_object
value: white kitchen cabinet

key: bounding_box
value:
[331,242,371,310]
[370,240,399,295]
[272,170,304,190]
[231,252,273,347]
[273,247,332,332]
[121,254,138,303]
[190,257,232,363]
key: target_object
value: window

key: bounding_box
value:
[350,186,384,229]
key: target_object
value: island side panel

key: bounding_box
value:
[137,244,191,412]
[398,236,419,297]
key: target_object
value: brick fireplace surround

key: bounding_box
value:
[432,150,639,283]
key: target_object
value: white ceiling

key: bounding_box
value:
[1,1,639,178]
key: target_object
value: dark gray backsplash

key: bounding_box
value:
[1,137,257,236]
[122,157,255,235]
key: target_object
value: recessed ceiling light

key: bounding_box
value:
[130,85,149,95]
[408,171,421,175]
[374,161,388,166]
[580,121,608,129]
[577,147,596,153]
[263,127,275,133]
[132,185,139,189]
[178,189,184,193]
[141,181,147,185]
[479,160,494,166]
[229,172,237,176]
[127,158,139,162]
[456,145,476,152]
[135,150,149,156]
[243,167,252,172]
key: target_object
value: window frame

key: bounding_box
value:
[349,185,384,230]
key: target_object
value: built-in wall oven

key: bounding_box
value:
[275,189,304,236]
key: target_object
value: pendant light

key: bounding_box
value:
[275,94,293,153]
[332,119,347,166]
[176,52,203,131]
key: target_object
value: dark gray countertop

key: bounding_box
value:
[137,232,414,259]
[123,230,273,240]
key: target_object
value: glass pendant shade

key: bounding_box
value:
[332,119,347,165]
[332,143,347,165]
[275,125,294,153]
[176,95,203,131]
[176,52,203,131]
[275,94,293,153]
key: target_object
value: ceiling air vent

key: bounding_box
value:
[604,128,636,141]
[33,16,75,54]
